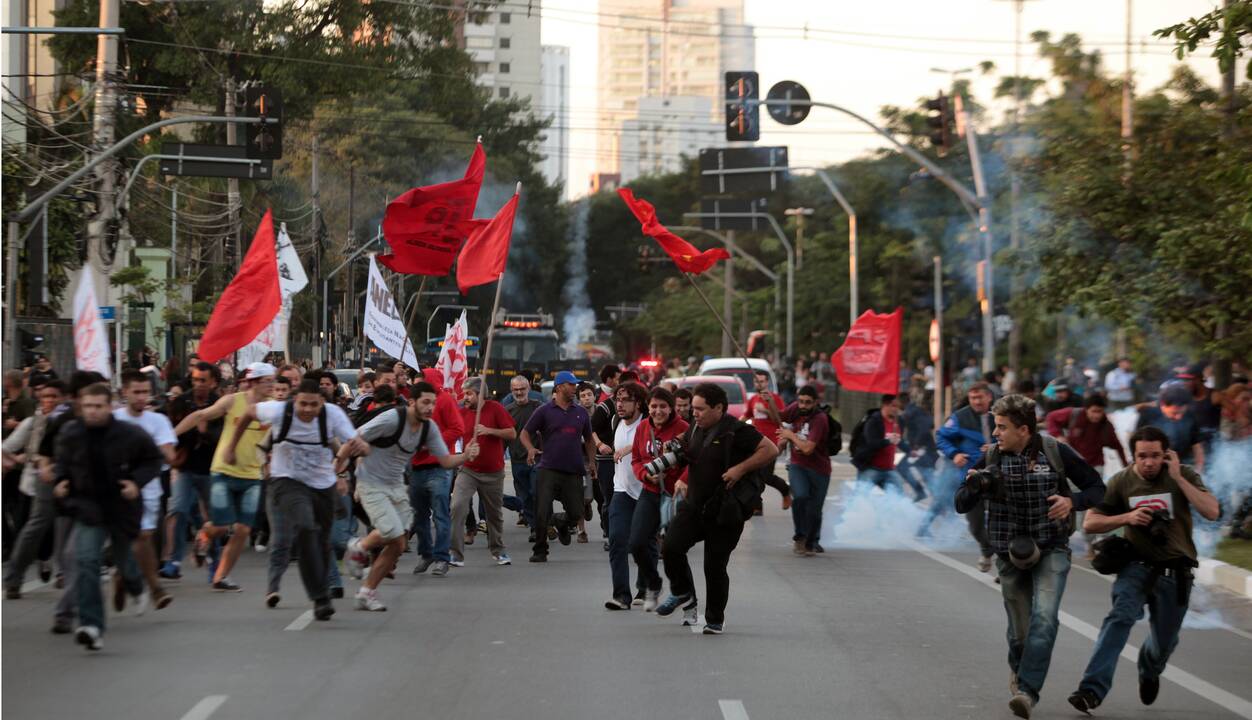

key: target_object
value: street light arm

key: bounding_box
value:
[669,225,778,282]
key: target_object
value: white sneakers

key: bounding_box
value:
[345,538,368,580]
[978,555,993,573]
[75,625,102,651]
[643,589,660,613]
[354,587,387,612]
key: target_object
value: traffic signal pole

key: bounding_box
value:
[955,95,997,374]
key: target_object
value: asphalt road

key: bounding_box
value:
[4,459,1251,720]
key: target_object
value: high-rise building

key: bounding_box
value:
[596,0,755,180]
[3,0,71,146]
[540,45,570,188]
[619,96,720,183]
[459,4,543,108]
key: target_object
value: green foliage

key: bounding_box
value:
[1156,0,1252,79]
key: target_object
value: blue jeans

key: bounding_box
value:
[607,492,637,602]
[408,465,452,562]
[1079,561,1191,701]
[628,490,663,593]
[895,456,932,500]
[327,492,352,589]
[789,464,831,548]
[858,467,905,492]
[996,548,1071,702]
[73,523,142,634]
[166,471,211,564]
[510,462,535,528]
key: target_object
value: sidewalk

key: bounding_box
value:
[1198,559,1252,600]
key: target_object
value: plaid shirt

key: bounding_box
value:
[985,449,1069,553]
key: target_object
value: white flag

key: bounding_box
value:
[434,310,469,402]
[275,223,308,296]
[363,255,419,367]
[71,270,112,378]
[240,224,307,362]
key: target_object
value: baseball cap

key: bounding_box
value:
[553,370,578,386]
[243,362,277,380]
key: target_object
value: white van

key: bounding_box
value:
[696,357,777,398]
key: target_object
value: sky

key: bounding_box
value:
[540,0,1227,199]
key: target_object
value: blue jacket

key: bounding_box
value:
[935,405,990,465]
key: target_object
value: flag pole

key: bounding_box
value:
[395,274,427,370]
[471,180,519,440]
[683,272,754,370]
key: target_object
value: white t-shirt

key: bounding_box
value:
[113,407,177,501]
[612,415,643,499]
[256,401,356,489]
[355,409,447,488]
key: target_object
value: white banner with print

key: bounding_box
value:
[364,255,419,368]
[71,270,112,378]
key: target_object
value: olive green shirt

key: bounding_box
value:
[1099,464,1208,564]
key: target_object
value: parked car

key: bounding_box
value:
[696,357,776,399]
[672,374,749,419]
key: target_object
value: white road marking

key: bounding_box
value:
[284,611,313,631]
[179,695,228,720]
[1070,562,1252,643]
[907,540,1252,720]
[718,699,750,720]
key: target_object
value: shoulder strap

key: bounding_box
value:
[318,405,328,447]
[1067,407,1082,433]
[1040,434,1068,490]
[277,400,295,445]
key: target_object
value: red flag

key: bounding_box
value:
[832,308,904,394]
[456,191,517,294]
[617,188,729,275]
[378,142,486,276]
[197,210,282,363]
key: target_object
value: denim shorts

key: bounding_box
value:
[210,473,261,528]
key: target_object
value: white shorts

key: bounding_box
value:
[358,482,413,542]
[140,478,164,532]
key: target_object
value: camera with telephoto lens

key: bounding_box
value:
[967,465,1003,498]
[1146,509,1172,544]
[643,438,686,477]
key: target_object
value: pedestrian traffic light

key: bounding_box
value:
[725,71,760,142]
[925,91,953,155]
[245,86,283,160]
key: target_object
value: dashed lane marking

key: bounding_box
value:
[719,699,750,720]
[178,695,228,720]
[284,610,313,631]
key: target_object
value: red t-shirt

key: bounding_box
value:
[459,400,513,474]
[744,392,784,444]
[872,415,898,470]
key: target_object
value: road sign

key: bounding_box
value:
[698,146,789,195]
[159,143,273,180]
[698,198,770,231]
[766,80,811,126]
[98,305,116,321]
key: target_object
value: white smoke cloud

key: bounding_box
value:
[561,200,595,354]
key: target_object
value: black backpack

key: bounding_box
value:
[358,404,428,453]
[272,401,329,448]
[848,408,880,469]
[818,403,843,456]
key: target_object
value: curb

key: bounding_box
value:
[1197,558,1252,599]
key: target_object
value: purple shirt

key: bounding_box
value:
[523,400,593,475]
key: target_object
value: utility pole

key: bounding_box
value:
[955,94,996,373]
[784,207,813,270]
[86,0,120,271]
[1114,0,1134,362]
[933,255,944,430]
[224,77,242,269]
[1214,0,1235,388]
[722,230,735,357]
[1007,0,1030,382]
[313,134,326,365]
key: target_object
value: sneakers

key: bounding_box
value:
[978,555,994,573]
[1067,689,1100,716]
[1140,676,1160,706]
[477,520,489,533]
[557,524,572,546]
[345,538,367,580]
[158,561,182,580]
[547,526,558,541]
[782,494,792,510]
[681,602,699,627]
[313,599,335,621]
[604,596,630,611]
[412,557,434,574]
[265,592,281,608]
[133,591,151,616]
[50,618,73,634]
[702,623,724,635]
[430,561,450,577]
[4,586,20,600]
[39,561,52,583]
[75,625,103,651]
[643,589,660,613]
[494,553,512,566]
[529,553,547,563]
[448,558,465,568]
[212,578,242,592]
[465,532,475,545]
[153,587,176,611]
[355,587,387,612]
[577,531,589,543]
[793,540,807,556]
[655,592,694,617]
[632,588,646,606]
[1008,691,1034,719]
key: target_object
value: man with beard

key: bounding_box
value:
[778,386,831,556]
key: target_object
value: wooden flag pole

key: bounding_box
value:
[471,180,520,440]
[684,271,755,372]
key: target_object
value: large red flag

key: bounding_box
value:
[832,308,904,394]
[456,191,518,294]
[378,142,486,276]
[617,188,729,275]
[197,210,282,363]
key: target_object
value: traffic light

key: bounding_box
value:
[637,244,654,273]
[925,91,953,155]
[245,86,283,160]
[18,328,44,367]
[725,71,759,142]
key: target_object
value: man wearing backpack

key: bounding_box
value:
[338,381,479,611]
[954,394,1105,719]
[1046,393,1127,475]
[849,395,906,491]
[407,368,465,578]
[935,382,997,571]
[778,386,832,557]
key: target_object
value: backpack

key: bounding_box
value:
[357,404,427,452]
[985,434,1077,535]
[848,408,880,469]
[818,403,843,456]
[272,400,329,448]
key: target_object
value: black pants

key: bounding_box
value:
[628,490,670,593]
[596,458,614,536]
[533,469,584,556]
[662,500,745,624]
[270,477,336,603]
[965,496,992,557]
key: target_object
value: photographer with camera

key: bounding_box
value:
[954,394,1105,719]
[1066,426,1219,715]
[653,383,779,634]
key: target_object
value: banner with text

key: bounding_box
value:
[365,255,419,367]
[71,270,112,378]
